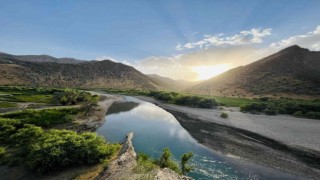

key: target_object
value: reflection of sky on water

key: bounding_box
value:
[97,97,246,179]
[97,97,255,179]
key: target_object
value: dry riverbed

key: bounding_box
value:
[135,96,320,179]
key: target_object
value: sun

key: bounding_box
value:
[192,64,231,80]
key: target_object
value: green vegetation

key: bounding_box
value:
[0,108,80,127]
[0,102,17,108]
[240,97,320,119]
[181,152,193,175]
[53,89,99,106]
[0,118,120,174]
[143,91,218,108]
[134,153,158,174]
[102,89,254,108]
[0,147,5,157]
[211,96,255,107]
[0,86,122,175]
[102,89,211,108]
[220,112,228,118]
[157,148,181,174]
[0,86,61,103]
[136,148,193,175]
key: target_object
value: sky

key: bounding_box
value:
[1,0,320,81]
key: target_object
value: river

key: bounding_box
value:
[96,96,297,180]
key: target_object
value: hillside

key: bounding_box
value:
[187,45,320,98]
[147,74,199,91]
[0,52,83,64]
[0,53,158,90]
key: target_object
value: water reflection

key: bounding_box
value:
[97,96,247,179]
[97,96,301,179]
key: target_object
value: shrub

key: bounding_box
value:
[181,152,193,175]
[157,148,180,174]
[305,112,320,119]
[134,153,158,173]
[27,129,120,173]
[265,109,278,115]
[0,108,79,127]
[293,111,303,117]
[220,112,228,118]
[0,147,5,158]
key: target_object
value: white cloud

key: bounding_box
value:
[270,25,320,50]
[179,28,272,50]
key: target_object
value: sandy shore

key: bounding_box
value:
[75,92,122,131]
[135,96,320,179]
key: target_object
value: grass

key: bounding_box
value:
[0,101,18,108]
[0,108,80,127]
[13,94,53,103]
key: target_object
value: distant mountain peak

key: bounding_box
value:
[279,45,309,53]
[187,46,320,98]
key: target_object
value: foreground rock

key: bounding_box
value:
[100,132,192,180]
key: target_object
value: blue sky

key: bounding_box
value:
[1,0,320,80]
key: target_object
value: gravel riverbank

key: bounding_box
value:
[135,96,320,179]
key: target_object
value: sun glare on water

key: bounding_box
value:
[192,64,231,80]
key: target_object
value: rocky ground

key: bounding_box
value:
[100,132,191,180]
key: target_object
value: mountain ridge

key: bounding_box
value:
[186,45,320,98]
[0,53,158,90]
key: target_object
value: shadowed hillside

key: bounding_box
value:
[0,54,158,90]
[187,45,320,98]
[147,74,199,91]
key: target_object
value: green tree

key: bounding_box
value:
[158,148,180,174]
[181,152,193,175]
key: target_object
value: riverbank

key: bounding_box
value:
[74,92,122,131]
[135,96,320,179]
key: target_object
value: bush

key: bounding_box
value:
[0,147,5,158]
[0,108,79,127]
[293,111,303,117]
[0,118,120,174]
[27,129,120,173]
[305,112,320,119]
[220,112,228,118]
[181,152,193,175]
[157,148,181,174]
[265,109,278,115]
[134,153,158,173]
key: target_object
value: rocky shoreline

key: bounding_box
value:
[100,132,191,180]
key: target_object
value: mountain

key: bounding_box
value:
[147,74,199,91]
[187,45,320,98]
[0,53,158,90]
[0,52,83,64]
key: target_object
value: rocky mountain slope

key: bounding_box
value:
[0,53,158,90]
[187,45,320,98]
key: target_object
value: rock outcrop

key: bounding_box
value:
[100,132,192,180]
[100,132,137,180]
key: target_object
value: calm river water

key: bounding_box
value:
[96,96,296,180]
